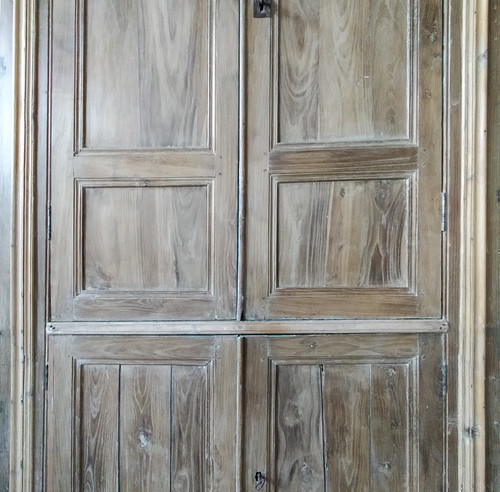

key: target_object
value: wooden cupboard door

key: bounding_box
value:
[245,0,443,319]
[46,335,238,491]
[242,335,445,491]
[49,0,238,321]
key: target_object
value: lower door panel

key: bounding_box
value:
[46,335,238,491]
[242,334,445,492]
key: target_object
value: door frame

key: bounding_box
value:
[9,0,488,490]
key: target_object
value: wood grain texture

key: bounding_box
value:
[50,0,238,321]
[324,365,371,491]
[275,365,325,491]
[487,0,500,488]
[0,0,13,486]
[120,365,171,492]
[83,0,209,149]
[277,179,409,288]
[79,365,120,491]
[171,365,208,491]
[83,185,209,292]
[370,364,410,490]
[277,0,409,143]
[245,0,442,319]
[46,335,237,491]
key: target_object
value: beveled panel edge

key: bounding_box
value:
[270,0,419,148]
[46,319,449,335]
[74,0,215,154]
[269,173,416,295]
[73,177,214,297]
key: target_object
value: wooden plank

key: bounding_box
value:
[487,0,500,488]
[275,364,325,491]
[171,365,208,491]
[324,365,371,491]
[370,363,410,490]
[79,364,120,491]
[47,319,449,335]
[0,0,13,486]
[418,334,445,491]
[277,0,319,143]
[120,365,171,492]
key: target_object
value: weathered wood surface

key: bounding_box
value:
[79,365,120,491]
[277,0,409,143]
[50,0,238,321]
[324,365,371,491]
[277,179,408,288]
[487,0,500,488]
[243,335,442,491]
[245,0,443,319]
[83,0,209,150]
[275,365,324,490]
[0,0,13,487]
[83,185,209,291]
[120,365,171,492]
[46,335,237,491]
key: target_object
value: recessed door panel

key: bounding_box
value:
[82,0,210,150]
[276,0,411,144]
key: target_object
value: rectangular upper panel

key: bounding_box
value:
[275,0,412,145]
[80,0,211,150]
[275,178,410,290]
[79,181,211,293]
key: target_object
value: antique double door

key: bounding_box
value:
[45,0,446,489]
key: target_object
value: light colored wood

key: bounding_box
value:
[245,0,442,319]
[46,335,238,492]
[82,184,209,292]
[82,0,209,150]
[47,319,449,335]
[324,365,371,491]
[243,335,440,491]
[276,0,409,144]
[276,179,409,289]
[171,365,208,491]
[78,365,120,491]
[370,364,410,490]
[120,365,171,492]
[50,0,238,321]
[487,0,500,487]
[417,334,445,490]
[0,0,14,487]
[275,365,324,490]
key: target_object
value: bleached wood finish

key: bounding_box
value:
[0,0,13,487]
[49,0,238,321]
[242,334,443,491]
[487,0,500,487]
[82,0,209,150]
[277,0,410,144]
[46,335,238,491]
[245,0,443,319]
